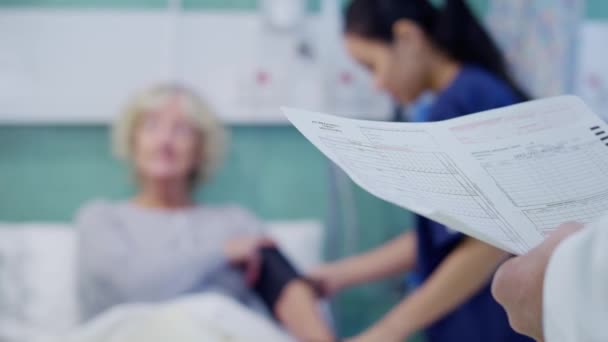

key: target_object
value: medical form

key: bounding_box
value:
[283,96,608,254]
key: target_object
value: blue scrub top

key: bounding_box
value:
[411,65,532,342]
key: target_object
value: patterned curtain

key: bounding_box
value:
[486,0,584,98]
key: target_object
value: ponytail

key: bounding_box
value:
[345,0,529,100]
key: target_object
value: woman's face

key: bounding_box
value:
[345,28,431,104]
[132,97,201,184]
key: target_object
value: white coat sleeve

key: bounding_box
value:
[543,215,608,342]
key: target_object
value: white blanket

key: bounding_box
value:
[52,294,293,342]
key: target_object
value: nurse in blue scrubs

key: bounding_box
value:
[310,0,533,341]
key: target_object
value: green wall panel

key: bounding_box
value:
[586,0,608,20]
[0,125,330,222]
[429,0,489,17]
[3,0,608,20]
[468,0,489,16]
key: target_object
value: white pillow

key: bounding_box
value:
[266,220,324,273]
[0,229,28,322]
[0,224,79,337]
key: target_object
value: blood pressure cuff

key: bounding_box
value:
[253,247,304,312]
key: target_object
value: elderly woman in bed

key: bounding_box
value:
[76,84,333,341]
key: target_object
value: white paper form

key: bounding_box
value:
[283,96,608,254]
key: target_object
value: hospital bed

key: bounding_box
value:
[0,220,324,342]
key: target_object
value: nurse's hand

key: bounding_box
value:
[307,263,349,297]
[492,222,583,341]
[224,236,276,286]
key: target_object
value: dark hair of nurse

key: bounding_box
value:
[343,0,528,104]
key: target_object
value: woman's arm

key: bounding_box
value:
[311,231,416,295]
[227,241,335,341]
[256,248,335,341]
[275,279,335,342]
[352,237,509,341]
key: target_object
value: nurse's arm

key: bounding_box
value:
[365,237,509,340]
[309,231,417,295]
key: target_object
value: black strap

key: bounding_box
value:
[253,247,302,312]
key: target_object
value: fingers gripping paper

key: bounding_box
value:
[283,96,608,254]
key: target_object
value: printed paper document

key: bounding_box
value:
[283,96,608,254]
